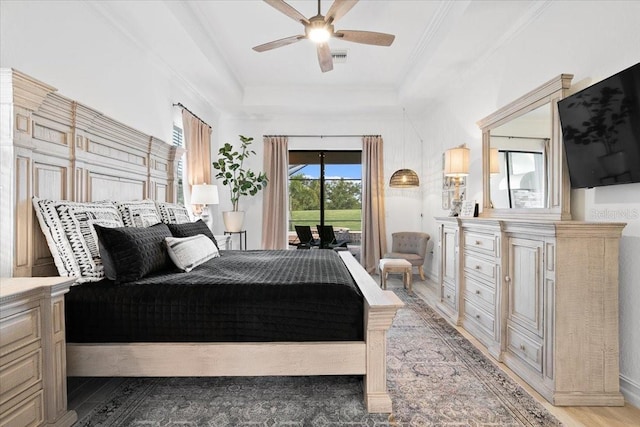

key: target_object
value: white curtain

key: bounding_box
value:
[261,136,289,249]
[361,135,387,272]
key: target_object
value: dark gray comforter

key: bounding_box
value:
[65,250,364,343]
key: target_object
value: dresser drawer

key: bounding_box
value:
[0,389,44,427]
[0,350,42,406]
[506,325,543,374]
[463,252,497,284]
[464,276,495,308]
[442,284,456,310]
[0,308,40,358]
[463,298,495,337]
[464,231,496,256]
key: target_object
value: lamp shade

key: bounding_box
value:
[489,148,500,174]
[444,147,470,177]
[191,184,219,205]
[389,169,420,188]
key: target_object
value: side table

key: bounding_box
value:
[224,230,247,250]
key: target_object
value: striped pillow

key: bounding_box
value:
[165,234,219,272]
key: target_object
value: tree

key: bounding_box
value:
[326,179,361,210]
[289,173,320,210]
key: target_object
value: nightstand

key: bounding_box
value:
[0,277,77,427]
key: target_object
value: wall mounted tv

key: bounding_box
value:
[558,62,640,189]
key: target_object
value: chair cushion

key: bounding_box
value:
[383,252,423,266]
[379,258,412,269]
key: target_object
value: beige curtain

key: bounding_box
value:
[362,135,388,273]
[261,136,289,249]
[182,109,212,197]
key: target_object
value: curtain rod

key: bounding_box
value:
[263,134,380,138]
[492,135,550,141]
[173,102,212,129]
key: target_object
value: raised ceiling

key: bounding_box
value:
[90,0,551,116]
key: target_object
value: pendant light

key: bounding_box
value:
[389,108,420,188]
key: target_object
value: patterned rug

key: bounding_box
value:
[72,286,561,426]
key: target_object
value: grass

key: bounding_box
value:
[289,209,361,231]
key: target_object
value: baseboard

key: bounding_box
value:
[620,374,640,409]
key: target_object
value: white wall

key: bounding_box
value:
[0,1,221,145]
[416,1,640,406]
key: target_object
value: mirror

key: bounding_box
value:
[477,74,573,220]
[490,104,550,209]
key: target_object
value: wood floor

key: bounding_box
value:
[66,275,640,426]
[411,278,640,427]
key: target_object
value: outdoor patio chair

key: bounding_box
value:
[316,225,349,250]
[294,225,321,249]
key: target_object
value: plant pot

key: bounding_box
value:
[223,211,245,232]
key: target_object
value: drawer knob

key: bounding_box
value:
[475,290,481,294]
[475,314,480,319]
[520,344,526,351]
[446,294,451,299]
[475,265,481,270]
[475,240,481,245]
[505,276,511,283]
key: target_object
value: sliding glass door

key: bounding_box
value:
[289,151,362,247]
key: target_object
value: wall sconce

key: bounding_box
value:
[444,145,470,216]
[190,184,219,228]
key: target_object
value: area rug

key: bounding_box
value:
[72,286,561,426]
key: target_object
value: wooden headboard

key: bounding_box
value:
[1,69,182,277]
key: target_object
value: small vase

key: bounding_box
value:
[223,211,245,232]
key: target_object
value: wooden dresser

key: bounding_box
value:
[435,217,625,406]
[0,277,77,427]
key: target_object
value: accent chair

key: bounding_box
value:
[383,232,430,280]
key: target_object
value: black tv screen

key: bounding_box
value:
[558,62,640,188]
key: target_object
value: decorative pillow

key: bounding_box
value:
[94,223,173,283]
[167,219,219,250]
[116,199,161,227]
[32,198,123,281]
[165,235,220,272]
[32,197,81,278]
[55,201,124,282]
[156,202,191,224]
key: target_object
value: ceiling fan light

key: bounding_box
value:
[309,27,331,43]
[389,169,420,188]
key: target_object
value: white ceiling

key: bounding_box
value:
[90,0,551,116]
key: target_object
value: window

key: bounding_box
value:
[172,125,185,205]
[289,150,362,245]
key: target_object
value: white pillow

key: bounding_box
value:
[116,199,161,227]
[165,234,219,272]
[156,201,191,224]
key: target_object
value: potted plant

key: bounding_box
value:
[212,135,268,232]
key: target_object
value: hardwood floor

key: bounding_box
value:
[66,274,640,426]
[410,277,640,427]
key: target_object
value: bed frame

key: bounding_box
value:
[2,69,403,413]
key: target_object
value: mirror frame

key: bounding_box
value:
[477,74,573,220]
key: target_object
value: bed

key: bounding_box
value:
[4,69,403,413]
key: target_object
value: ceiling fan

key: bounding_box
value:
[253,0,395,72]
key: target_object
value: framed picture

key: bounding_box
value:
[460,201,478,218]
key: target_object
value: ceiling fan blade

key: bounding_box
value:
[325,0,358,24]
[263,0,310,25]
[317,43,333,72]
[335,30,395,46]
[252,35,305,52]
